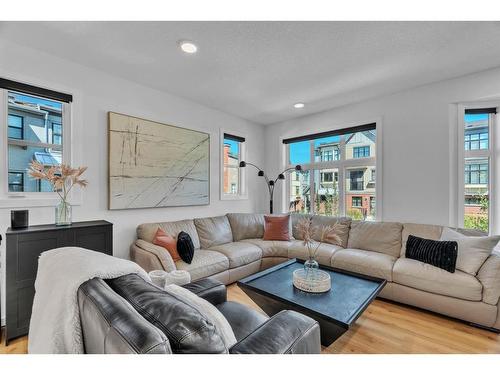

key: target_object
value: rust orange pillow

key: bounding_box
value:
[153,228,181,262]
[263,215,291,241]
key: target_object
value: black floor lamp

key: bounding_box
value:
[239,161,302,214]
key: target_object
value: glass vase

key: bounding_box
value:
[304,257,319,272]
[55,200,72,226]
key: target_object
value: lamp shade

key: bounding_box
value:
[278,173,285,180]
[295,165,302,171]
[258,170,264,176]
[239,161,247,167]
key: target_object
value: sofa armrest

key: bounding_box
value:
[131,239,177,272]
[229,310,321,354]
[477,251,500,305]
[183,277,227,305]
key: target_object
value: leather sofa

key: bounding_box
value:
[77,274,320,354]
[130,213,500,331]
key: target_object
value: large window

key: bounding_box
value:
[285,123,377,220]
[2,79,72,195]
[221,132,246,198]
[461,108,496,232]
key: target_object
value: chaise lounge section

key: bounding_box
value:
[130,213,500,331]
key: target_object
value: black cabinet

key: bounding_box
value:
[5,220,112,345]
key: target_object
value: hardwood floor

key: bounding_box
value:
[1,284,499,354]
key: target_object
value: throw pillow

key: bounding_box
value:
[153,228,181,262]
[405,235,458,273]
[164,284,237,349]
[263,214,292,241]
[440,227,499,275]
[177,231,195,264]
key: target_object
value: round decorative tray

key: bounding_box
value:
[293,269,331,293]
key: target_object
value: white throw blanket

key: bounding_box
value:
[28,247,150,354]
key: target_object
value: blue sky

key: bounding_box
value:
[465,113,488,122]
[224,138,240,157]
[10,92,62,110]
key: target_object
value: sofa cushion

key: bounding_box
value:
[401,223,443,257]
[288,240,342,266]
[164,284,237,348]
[347,221,403,257]
[263,214,292,241]
[477,251,500,305]
[393,258,483,301]
[440,227,499,275]
[137,219,201,249]
[106,274,228,353]
[311,215,351,248]
[194,215,233,249]
[176,250,229,281]
[291,213,312,240]
[331,248,396,281]
[209,242,262,268]
[227,213,265,241]
[241,238,291,258]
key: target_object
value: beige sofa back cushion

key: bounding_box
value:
[227,213,265,241]
[290,213,312,240]
[194,215,233,249]
[137,219,201,249]
[401,223,443,257]
[311,216,351,248]
[347,221,403,257]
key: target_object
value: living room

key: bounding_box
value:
[1,0,500,372]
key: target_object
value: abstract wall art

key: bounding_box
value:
[108,112,210,209]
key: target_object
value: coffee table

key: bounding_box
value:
[238,258,387,346]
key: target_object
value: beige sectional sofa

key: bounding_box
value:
[130,213,500,331]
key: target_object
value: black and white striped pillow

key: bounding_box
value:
[405,235,458,273]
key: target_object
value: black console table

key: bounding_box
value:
[4,220,113,345]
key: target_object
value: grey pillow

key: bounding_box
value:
[440,227,499,275]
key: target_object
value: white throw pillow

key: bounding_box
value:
[164,284,237,349]
[440,227,499,275]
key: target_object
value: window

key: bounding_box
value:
[460,107,496,233]
[285,123,377,220]
[349,170,364,190]
[2,79,72,196]
[221,132,246,198]
[352,196,362,207]
[52,122,62,145]
[8,172,24,192]
[8,114,23,139]
[353,146,370,158]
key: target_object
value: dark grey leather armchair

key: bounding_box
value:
[77,275,321,354]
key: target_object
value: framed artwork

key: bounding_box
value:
[108,112,210,209]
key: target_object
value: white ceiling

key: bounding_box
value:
[2,21,500,125]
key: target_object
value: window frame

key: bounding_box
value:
[219,128,248,200]
[0,84,73,207]
[281,119,382,220]
[456,103,498,234]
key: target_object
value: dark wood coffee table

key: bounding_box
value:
[238,259,387,346]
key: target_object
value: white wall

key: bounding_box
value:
[265,66,500,226]
[0,41,267,322]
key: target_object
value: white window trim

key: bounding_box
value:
[0,80,82,208]
[219,128,248,201]
[279,118,383,220]
[456,102,499,234]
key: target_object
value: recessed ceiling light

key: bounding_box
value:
[179,40,198,54]
[294,102,305,109]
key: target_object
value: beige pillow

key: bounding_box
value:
[440,227,500,275]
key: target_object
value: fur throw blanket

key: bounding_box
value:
[28,247,150,354]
